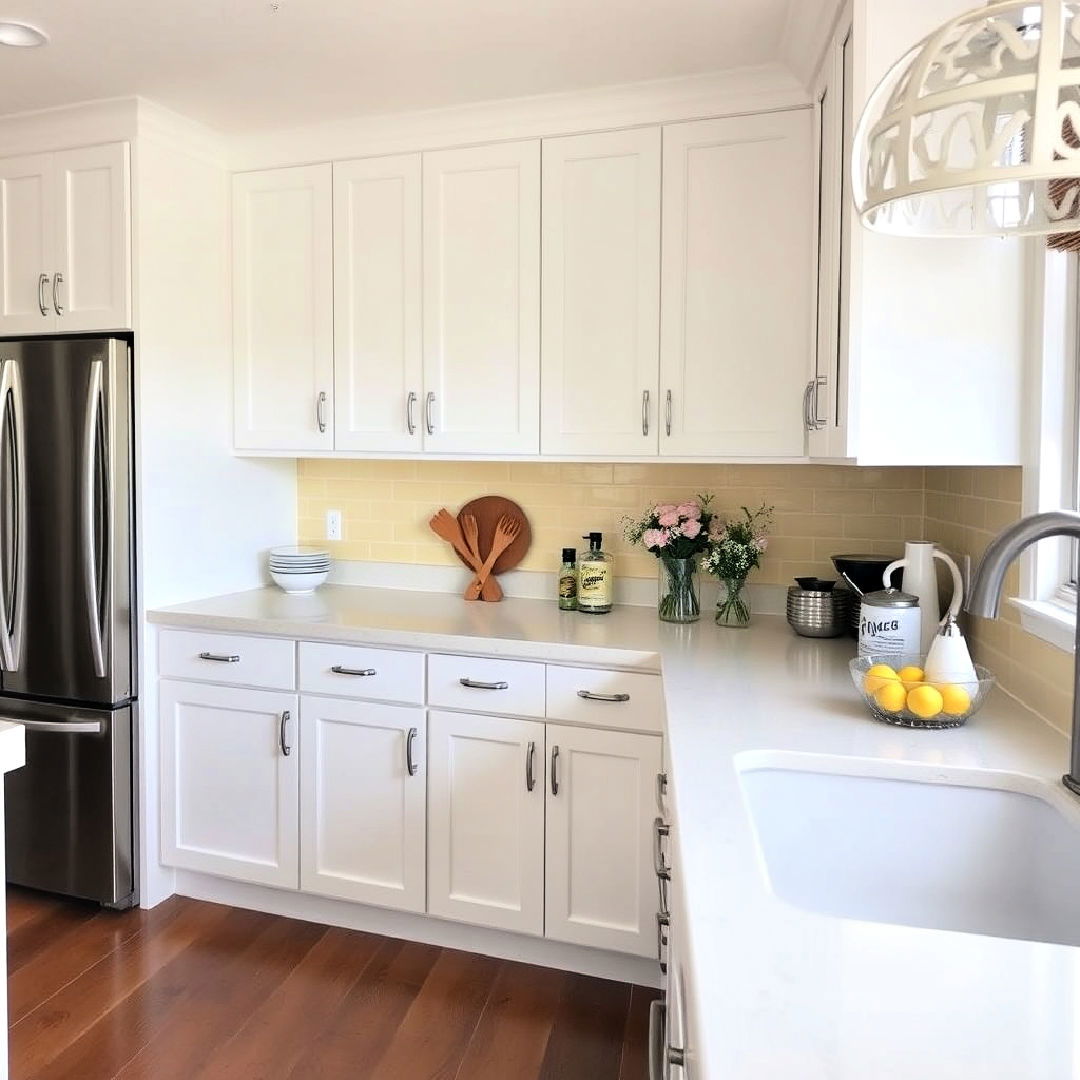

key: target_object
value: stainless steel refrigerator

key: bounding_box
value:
[0,336,135,908]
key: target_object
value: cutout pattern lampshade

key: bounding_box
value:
[854,1,1080,238]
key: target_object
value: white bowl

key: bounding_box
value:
[271,569,329,594]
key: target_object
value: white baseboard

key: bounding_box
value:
[173,870,661,988]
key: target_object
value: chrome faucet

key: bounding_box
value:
[965,510,1080,798]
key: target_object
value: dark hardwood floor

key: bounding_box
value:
[5,886,658,1080]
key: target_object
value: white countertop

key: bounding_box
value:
[0,721,24,776]
[152,585,1080,1079]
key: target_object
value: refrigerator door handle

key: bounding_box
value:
[81,360,107,679]
[2,717,102,734]
[0,359,26,673]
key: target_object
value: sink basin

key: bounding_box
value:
[737,752,1080,947]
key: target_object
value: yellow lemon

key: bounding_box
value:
[863,664,900,694]
[896,666,925,691]
[873,681,908,713]
[939,684,972,716]
[907,684,944,720]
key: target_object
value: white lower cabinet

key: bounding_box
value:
[299,695,426,911]
[160,680,299,889]
[427,710,545,935]
[544,724,662,957]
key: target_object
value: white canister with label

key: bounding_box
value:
[858,588,921,658]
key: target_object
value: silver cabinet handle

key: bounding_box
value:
[550,745,560,796]
[0,359,25,674]
[37,273,50,317]
[641,389,650,436]
[53,271,64,316]
[655,771,668,813]
[406,391,417,436]
[316,391,328,433]
[331,665,376,677]
[657,910,670,972]
[648,1000,665,1080]
[279,709,291,756]
[2,716,102,734]
[576,690,630,703]
[658,873,669,916]
[406,726,419,776]
[199,651,240,663]
[811,375,828,428]
[654,816,671,880]
[425,391,435,435]
[525,740,536,792]
[668,1046,686,1070]
[81,360,107,679]
[802,379,814,431]
[459,678,508,690]
[665,389,672,436]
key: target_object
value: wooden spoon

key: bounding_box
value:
[462,513,502,601]
[429,510,484,573]
[465,515,521,601]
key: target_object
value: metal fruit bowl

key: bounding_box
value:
[848,655,996,730]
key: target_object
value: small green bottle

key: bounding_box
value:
[558,548,578,610]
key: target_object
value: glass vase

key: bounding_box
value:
[715,576,751,628]
[657,557,701,623]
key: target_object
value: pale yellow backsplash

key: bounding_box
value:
[297,460,926,586]
[924,466,1074,736]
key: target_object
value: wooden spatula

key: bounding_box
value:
[465,515,521,601]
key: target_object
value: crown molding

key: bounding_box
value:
[781,0,846,91]
[135,98,230,167]
[0,96,137,156]
[228,63,810,172]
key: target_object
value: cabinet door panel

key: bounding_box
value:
[545,724,661,956]
[422,142,540,454]
[661,112,813,457]
[427,710,544,934]
[334,155,423,452]
[233,165,334,451]
[53,143,131,332]
[542,128,660,455]
[0,154,54,334]
[300,696,425,911]
[160,680,299,888]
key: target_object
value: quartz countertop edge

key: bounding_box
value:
[150,584,1080,1079]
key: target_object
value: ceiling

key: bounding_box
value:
[0,0,819,134]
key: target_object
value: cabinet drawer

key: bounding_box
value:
[298,642,424,704]
[158,630,295,690]
[427,654,545,718]
[545,666,664,733]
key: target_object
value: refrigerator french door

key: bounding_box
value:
[0,336,136,907]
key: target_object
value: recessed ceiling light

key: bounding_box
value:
[0,21,47,47]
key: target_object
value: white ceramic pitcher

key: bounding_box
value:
[883,542,963,655]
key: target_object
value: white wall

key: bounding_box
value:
[133,106,296,904]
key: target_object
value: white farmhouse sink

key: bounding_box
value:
[737,752,1080,947]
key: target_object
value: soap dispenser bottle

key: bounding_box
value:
[577,533,613,614]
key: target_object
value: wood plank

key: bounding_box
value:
[6,887,67,933]
[618,984,660,1080]
[10,898,230,1078]
[193,925,379,1079]
[7,895,101,974]
[287,937,441,1080]
[368,947,500,1080]
[453,961,566,1080]
[115,914,328,1080]
[538,974,632,1080]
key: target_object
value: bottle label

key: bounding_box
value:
[579,563,611,604]
[559,573,577,600]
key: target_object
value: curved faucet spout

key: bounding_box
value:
[965,511,1080,619]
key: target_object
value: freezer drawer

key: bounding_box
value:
[2,697,134,906]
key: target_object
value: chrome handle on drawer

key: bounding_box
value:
[459,678,508,690]
[331,665,377,677]
[525,740,536,792]
[279,710,291,757]
[405,727,419,776]
[654,816,671,880]
[656,771,668,813]
[198,651,240,663]
[657,910,670,972]
[550,745,560,796]
[576,690,630,703]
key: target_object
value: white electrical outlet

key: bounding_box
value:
[326,509,342,542]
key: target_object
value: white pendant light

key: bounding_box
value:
[0,21,47,47]
[854,1,1080,237]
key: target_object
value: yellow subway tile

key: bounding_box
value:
[814,489,875,514]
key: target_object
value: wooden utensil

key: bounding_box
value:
[429,510,484,572]
[462,513,502,601]
[465,516,521,600]
[454,496,531,576]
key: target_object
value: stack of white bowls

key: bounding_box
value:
[269,546,331,594]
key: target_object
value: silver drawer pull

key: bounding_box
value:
[576,690,630,703]
[406,727,419,776]
[657,910,670,971]
[2,716,101,734]
[655,771,668,813]
[331,665,377,677]
[279,709,291,756]
[653,816,671,881]
[459,678,508,690]
[199,651,240,663]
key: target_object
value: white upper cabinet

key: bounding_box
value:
[660,112,814,458]
[333,154,423,453]
[300,695,426,912]
[0,144,131,336]
[541,128,661,456]
[422,141,541,455]
[233,164,334,452]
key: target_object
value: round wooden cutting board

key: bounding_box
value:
[455,496,531,575]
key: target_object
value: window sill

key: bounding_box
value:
[1008,597,1076,653]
